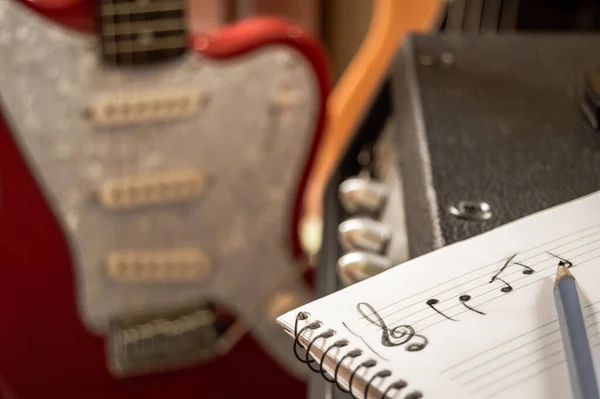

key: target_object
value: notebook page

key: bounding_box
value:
[278,190,600,399]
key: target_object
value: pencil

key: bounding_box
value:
[554,264,600,399]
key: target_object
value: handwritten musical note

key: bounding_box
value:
[487,253,520,293]
[490,277,513,292]
[559,260,572,267]
[426,299,457,321]
[547,251,573,268]
[513,262,534,274]
[489,253,518,284]
[356,302,429,351]
[458,295,486,315]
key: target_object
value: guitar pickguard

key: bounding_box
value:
[0,0,317,377]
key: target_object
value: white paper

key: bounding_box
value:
[278,190,600,399]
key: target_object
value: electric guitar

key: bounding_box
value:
[0,0,330,397]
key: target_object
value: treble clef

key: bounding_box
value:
[357,302,428,352]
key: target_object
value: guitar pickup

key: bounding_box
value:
[84,90,203,127]
[106,248,211,283]
[97,168,207,210]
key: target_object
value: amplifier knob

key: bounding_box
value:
[338,177,388,214]
[338,217,391,254]
[337,252,392,286]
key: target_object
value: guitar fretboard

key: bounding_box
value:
[98,0,187,66]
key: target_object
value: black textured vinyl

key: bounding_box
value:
[396,34,600,257]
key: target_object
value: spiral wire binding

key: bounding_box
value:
[292,311,424,399]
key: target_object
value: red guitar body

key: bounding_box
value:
[0,1,330,397]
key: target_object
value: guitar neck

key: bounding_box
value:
[97,0,188,66]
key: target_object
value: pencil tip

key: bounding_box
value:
[555,264,574,284]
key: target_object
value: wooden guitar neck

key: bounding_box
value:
[300,0,445,256]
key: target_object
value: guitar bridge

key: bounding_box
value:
[106,248,211,283]
[108,302,220,377]
[97,168,207,210]
[84,90,203,127]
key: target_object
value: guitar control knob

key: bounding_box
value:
[337,251,392,286]
[338,217,391,254]
[338,177,388,214]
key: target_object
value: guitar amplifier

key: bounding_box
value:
[310,34,600,398]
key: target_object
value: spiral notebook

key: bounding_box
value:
[277,190,600,399]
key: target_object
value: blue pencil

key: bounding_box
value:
[554,264,600,399]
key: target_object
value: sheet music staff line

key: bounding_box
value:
[357,223,600,323]
[471,347,564,392]
[444,305,600,378]
[356,222,600,321]
[381,234,600,324]
[460,321,600,386]
[479,359,564,399]
[439,316,561,373]
[376,240,600,332]
[416,251,600,332]
[471,339,600,398]
[473,353,565,397]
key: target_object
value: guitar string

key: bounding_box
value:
[106,0,127,319]
[169,0,189,306]
[142,0,164,289]
[122,0,134,302]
